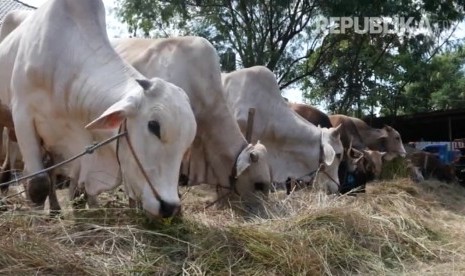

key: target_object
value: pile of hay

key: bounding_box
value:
[0,179,465,275]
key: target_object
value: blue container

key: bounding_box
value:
[422,144,448,164]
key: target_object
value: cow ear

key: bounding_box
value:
[331,124,341,138]
[85,98,136,130]
[235,145,253,177]
[236,142,266,177]
[383,125,393,132]
[322,142,336,166]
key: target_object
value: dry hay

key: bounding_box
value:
[0,179,464,275]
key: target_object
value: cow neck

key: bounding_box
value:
[69,52,143,125]
[197,107,248,188]
[56,1,144,124]
[268,114,322,181]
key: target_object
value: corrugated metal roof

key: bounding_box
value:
[0,0,36,26]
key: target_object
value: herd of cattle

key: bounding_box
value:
[0,0,457,219]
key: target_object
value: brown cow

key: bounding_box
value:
[289,103,332,128]
[338,144,387,194]
[328,115,366,150]
[290,107,392,187]
[406,159,425,183]
[407,152,456,183]
[329,114,406,160]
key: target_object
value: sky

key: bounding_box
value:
[21,0,465,108]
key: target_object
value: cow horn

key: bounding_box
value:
[136,79,152,90]
[352,147,363,157]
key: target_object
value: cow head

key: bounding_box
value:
[345,146,364,172]
[317,124,343,194]
[379,125,407,159]
[234,141,271,216]
[362,149,387,178]
[86,78,197,219]
[406,159,424,183]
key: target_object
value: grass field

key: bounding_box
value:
[0,178,464,275]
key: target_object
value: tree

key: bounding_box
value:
[303,0,465,116]
[116,0,465,116]
[116,0,329,87]
[401,46,465,113]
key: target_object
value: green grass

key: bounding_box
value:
[380,157,410,180]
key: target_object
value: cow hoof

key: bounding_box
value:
[26,173,51,206]
[72,196,87,210]
[0,200,7,212]
[0,167,12,195]
[85,193,100,209]
[0,186,8,196]
[129,197,137,208]
[49,209,63,219]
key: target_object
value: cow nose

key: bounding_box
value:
[159,200,181,218]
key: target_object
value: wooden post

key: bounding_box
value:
[245,108,255,143]
[448,116,453,141]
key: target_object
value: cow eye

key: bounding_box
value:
[336,153,342,159]
[148,120,161,138]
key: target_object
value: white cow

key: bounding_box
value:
[0,0,197,218]
[112,37,272,215]
[0,10,32,189]
[222,66,343,194]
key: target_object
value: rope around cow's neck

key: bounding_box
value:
[285,163,340,196]
[0,131,128,189]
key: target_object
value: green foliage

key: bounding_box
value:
[380,157,410,180]
[402,47,465,113]
[116,0,321,83]
[305,0,465,115]
[116,0,465,116]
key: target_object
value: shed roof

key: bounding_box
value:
[363,108,465,142]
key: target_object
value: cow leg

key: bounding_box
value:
[84,192,99,209]
[9,139,19,175]
[0,128,11,195]
[12,111,50,209]
[41,151,62,217]
[67,161,87,209]
[48,171,62,218]
[68,160,100,209]
[0,161,11,196]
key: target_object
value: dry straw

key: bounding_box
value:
[0,178,464,275]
